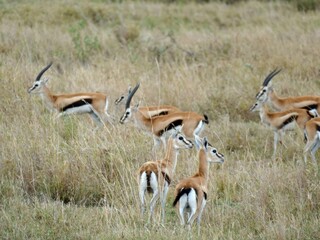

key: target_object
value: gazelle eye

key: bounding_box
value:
[212,149,217,153]
[262,89,266,93]
[178,136,183,140]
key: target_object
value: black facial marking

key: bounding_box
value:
[278,115,298,129]
[61,98,93,112]
[158,119,183,136]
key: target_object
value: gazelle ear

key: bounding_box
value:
[134,101,140,108]
[43,77,49,84]
[203,137,209,150]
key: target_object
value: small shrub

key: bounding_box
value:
[68,20,101,63]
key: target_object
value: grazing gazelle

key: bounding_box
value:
[119,83,209,148]
[172,136,224,234]
[255,68,320,112]
[28,63,112,125]
[115,84,181,119]
[138,130,193,224]
[250,99,315,158]
[303,117,320,165]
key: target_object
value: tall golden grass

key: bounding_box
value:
[0,0,319,239]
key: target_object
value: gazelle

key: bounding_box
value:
[119,83,209,148]
[28,63,112,125]
[115,84,181,119]
[303,117,320,165]
[138,130,193,224]
[255,68,320,112]
[250,99,315,158]
[172,136,224,234]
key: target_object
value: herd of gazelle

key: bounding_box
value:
[28,63,318,231]
[251,68,320,164]
[28,63,223,231]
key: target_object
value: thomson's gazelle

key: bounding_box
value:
[172,136,224,234]
[250,99,315,158]
[28,63,112,125]
[255,68,320,112]
[138,130,193,224]
[115,85,180,118]
[119,83,209,148]
[304,117,320,165]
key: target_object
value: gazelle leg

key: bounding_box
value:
[310,140,320,166]
[272,131,279,159]
[160,182,169,224]
[148,190,159,223]
[196,199,206,235]
[177,195,188,226]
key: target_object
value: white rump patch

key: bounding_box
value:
[139,172,148,192]
[149,172,158,192]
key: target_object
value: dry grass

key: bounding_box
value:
[0,0,320,239]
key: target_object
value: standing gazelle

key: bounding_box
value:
[138,130,193,224]
[119,83,209,148]
[172,136,224,234]
[28,63,112,125]
[304,117,320,165]
[250,99,315,158]
[255,68,320,112]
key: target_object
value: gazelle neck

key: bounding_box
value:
[163,138,179,173]
[258,104,271,126]
[268,88,284,111]
[198,149,209,184]
[40,85,56,111]
[133,110,153,132]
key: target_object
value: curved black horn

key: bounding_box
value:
[36,62,53,81]
[262,68,282,86]
[125,82,140,109]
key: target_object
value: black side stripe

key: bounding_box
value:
[302,104,318,111]
[158,119,183,136]
[278,115,298,129]
[152,111,169,117]
[61,98,93,112]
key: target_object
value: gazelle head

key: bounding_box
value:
[171,130,194,150]
[195,136,224,163]
[249,99,264,112]
[255,68,282,102]
[119,82,140,124]
[28,62,53,94]
[114,85,132,106]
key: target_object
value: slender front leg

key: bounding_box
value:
[273,131,279,159]
[310,140,320,166]
[161,182,169,224]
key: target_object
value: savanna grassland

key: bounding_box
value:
[0,0,320,239]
